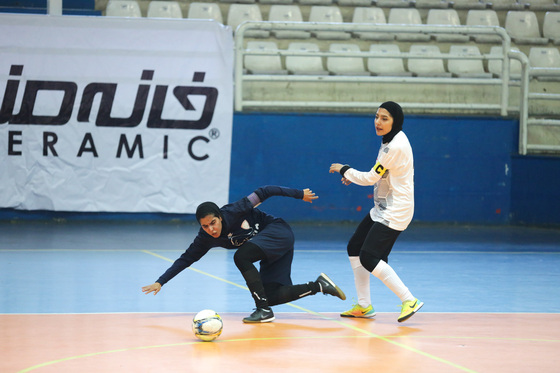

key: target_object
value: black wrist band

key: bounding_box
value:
[339,165,350,177]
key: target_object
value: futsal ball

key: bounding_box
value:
[192,309,223,342]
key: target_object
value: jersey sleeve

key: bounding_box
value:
[344,164,385,186]
[155,234,212,286]
[344,144,405,186]
[248,185,304,207]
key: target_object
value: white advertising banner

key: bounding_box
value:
[0,14,233,213]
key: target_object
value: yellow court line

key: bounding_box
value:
[141,250,478,373]
[17,250,487,373]
[141,250,249,291]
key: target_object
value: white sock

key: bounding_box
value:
[349,256,371,308]
[371,260,414,303]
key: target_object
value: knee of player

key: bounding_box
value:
[359,251,380,273]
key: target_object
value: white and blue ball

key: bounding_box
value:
[192,309,223,342]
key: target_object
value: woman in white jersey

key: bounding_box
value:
[329,101,423,323]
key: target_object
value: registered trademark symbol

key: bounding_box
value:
[209,128,220,139]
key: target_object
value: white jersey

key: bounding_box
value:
[344,131,414,231]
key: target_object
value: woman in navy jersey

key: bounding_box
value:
[329,101,423,323]
[142,185,346,323]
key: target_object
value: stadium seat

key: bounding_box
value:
[286,42,329,75]
[147,1,182,18]
[466,9,503,43]
[326,43,369,75]
[427,9,470,42]
[388,8,431,42]
[105,0,141,17]
[488,46,522,78]
[543,11,560,45]
[447,45,492,78]
[244,41,287,75]
[351,7,393,41]
[187,2,223,23]
[529,46,560,81]
[407,44,452,77]
[268,5,311,39]
[227,4,269,38]
[489,0,525,11]
[451,0,488,10]
[308,6,351,40]
[367,44,413,76]
[505,11,549,45]
[529,47,560,67]
[525,0,560,11]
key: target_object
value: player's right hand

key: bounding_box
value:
[142,282,162,295]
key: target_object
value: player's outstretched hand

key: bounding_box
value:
[142,282,162,295]
[329,163,352,186]
[329,163,344,174]
[302,188,319,203]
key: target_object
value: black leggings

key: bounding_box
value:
[347,214,401,272]
[233,241,267,273]
[233,241,317,306]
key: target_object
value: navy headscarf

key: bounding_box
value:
[195,202,222,223]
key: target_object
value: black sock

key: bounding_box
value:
[241,268,270,309]
[267,282,319,306]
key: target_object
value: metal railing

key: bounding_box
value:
[234,22,560,155]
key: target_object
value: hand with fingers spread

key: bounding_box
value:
[329,163,352,186]
[142,282,161,295]
[302,188,319,203]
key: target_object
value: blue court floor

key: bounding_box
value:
[1,221,559,315]
[2,221,560,373]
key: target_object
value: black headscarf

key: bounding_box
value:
[379,101,404,144]
[195,202,222,223]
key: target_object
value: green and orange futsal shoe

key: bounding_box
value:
[340,303,376,318]
[398,298,424,322]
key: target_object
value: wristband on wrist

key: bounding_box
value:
[339,165,350,177]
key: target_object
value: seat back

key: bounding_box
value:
[388,8,422,25]
[352,6,386,24]
[505,11,542,39]
[106,0,142,17]
[367,44,410,75]
[447,45,488,76]
[309,6,350,40]
[488,46,522,76]
[188,2,223,23]
[427,9,461,26]
[227,4,269,37]
[244,41,286,74]
[268,5,310,39]
[286,42,328,75]
[351,7,392,41]
[327,43,367,75]
[408,45,449,76]
[466,9,500,26]
[269,4,304,22]
[529,47,560,67]
[147,1,182,18]
[543,11,560,40]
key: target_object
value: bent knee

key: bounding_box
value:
[359,251,380,273]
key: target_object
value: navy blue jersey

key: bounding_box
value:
[156,186,303,286]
